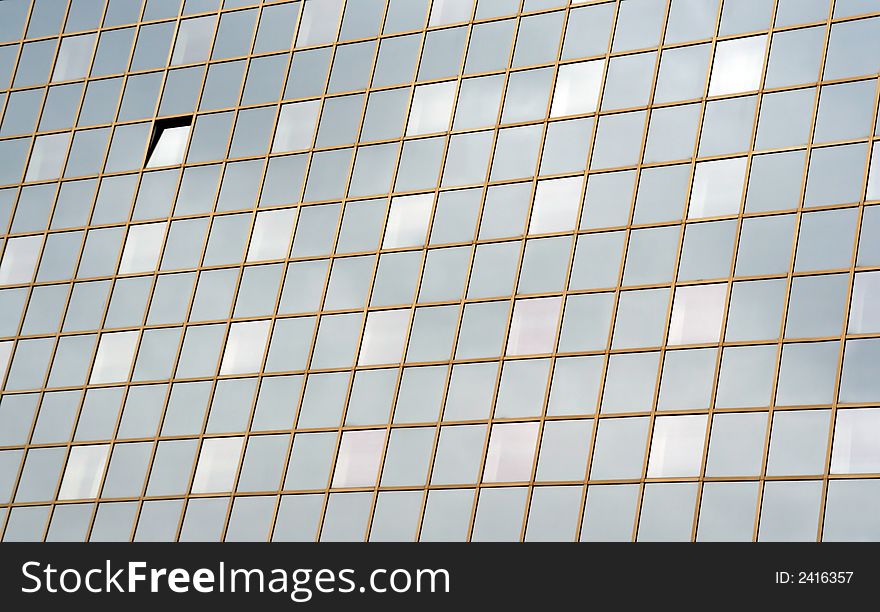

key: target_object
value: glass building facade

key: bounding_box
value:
[0,0,879,542]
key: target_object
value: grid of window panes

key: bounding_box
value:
[0,0,879,542]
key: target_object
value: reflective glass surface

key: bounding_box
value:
[0,0,878,542]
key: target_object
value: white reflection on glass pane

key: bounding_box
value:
[247,208,297,262]
[191,437,243,493]
[382,194,432,248]
[688,157,747,218]
[528,176,581,234]
[0,235,42,285]
[647,414,707,477]
[0,342,12,379]
[831,408,880,474]
[483,422,539,482]
[90,331,138,383]
[550,60,603,117]
[332,429,385,487]
[118,223,166,273]
[866,142,879,200]
[296,0,344,46]
[25,133,70,181]
[407,81,456,135]
[220,320,271,374]
[358,309,409,365]
[708,35,767,95]
[668,283,727,345]
[429,0,473,25]
[146,125,190,167]
[849,271,880,333]
[506,296,562,355]
[58,444,109,499]
[53,34,95,81]
[272,101,320,153]
[171,17,214,65]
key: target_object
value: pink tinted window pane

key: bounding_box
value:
[668,283,727,344]
[483,422,540,482]
[332,429,385,487]
[506,296,562,355]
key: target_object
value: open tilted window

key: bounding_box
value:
[145,116,192,167]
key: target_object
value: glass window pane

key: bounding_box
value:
[647,415,707,477]
[850,271,880,334]
[689,157,747,218]
[536,419,593,481]
[331,429,384,488]
[696,481,759,542]
[219,320,271,374]
[612,0,665,52]
[590,416,649,480]
[823,18,880,80]
[562,3,614,59]
[472,487,527,542]
[431,425,487,485]
[637,483,697,541]
[26,134,70,182]
[612,288,669,349]
[804,144,868,207]
[90,331,138,383]
[408,81,455,135]
[824,480,880,542]
[602,52,655,110]
[840,339,880,404]
[708,35,766,95]
[191,437,243,494]
[358,310,409,366]
[383,194,432,248]
[551,60,602,117]
[58,445,110,500]
[483,422,539,483]
[720,0,773,33]
[658,347,716,410]
[601,351,659,413]
[831,408,880,474]
[119,223,165,273]
[758,480,822,541]
[706,412,767,477]
[667,283,727,345]
[581,484,639,541]
[666,0,719,43]
[506,297,562,356]
[767,410,830,475]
